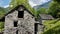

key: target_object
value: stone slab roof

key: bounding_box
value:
[39,14,54,20]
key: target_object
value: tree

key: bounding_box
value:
[0,7,7,18]
[53,0,60,3]
[48,2,60,18]
[37,8,47,14]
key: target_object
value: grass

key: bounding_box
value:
[43,19,60,34]
[0,22,4,32]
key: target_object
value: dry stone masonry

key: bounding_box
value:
[3,5,44,34]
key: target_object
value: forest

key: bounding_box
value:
[0,0,60,34]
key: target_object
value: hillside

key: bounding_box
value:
[33,1,52,10]
[43,19,60,34]
[0,7,7,18]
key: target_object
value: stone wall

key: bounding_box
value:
[18,10,35,34]
[4,10,36,34]
[4,9,44,34]
[4,10,18,34]
[35,17,44,34]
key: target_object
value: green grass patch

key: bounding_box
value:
[43,19,60,34]
[0,22,4,32]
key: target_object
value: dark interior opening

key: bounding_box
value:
[0,17,5,22]
[18,11,24,18]
[14,21,18,27]
[34,23,38,34]
[16,30,18,34]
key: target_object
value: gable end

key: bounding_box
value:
[0,5,34,21]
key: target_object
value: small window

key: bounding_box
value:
[34,23,38,34]
[14,21,18,27]
[18,11,24,18]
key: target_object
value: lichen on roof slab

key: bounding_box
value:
[10,0,35,14]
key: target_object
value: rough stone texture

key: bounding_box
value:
[18,10,35,34]
[35,17,44,34]
[4,27,17,34]
[4,10,18,34]
[4,9,43,34]
[37,24,44,34]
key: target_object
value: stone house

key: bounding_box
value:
[40,14,54,25]
[39,14,54,23]
[0,5,54,34]
[0,5,44,34]
[34,14,54,34]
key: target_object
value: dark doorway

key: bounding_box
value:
[14,21,18,27]
[34,23,38,34]
[16,30,18,34]
[0,32,3,34]
[18,11,24,18]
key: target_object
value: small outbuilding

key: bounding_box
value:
[39,14,54,23]
[34,14,54,34]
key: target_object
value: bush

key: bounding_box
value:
[43,19,60,34]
